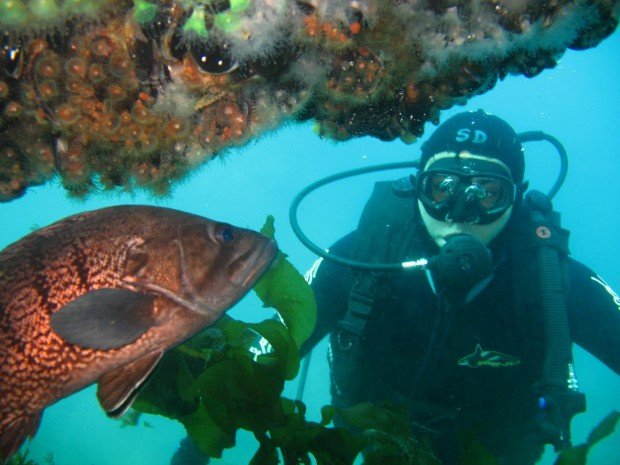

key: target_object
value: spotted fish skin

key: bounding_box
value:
[0,205,277,461]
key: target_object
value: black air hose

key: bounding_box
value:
[538,246,571,384]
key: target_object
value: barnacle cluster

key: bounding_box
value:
[0,0,618,200]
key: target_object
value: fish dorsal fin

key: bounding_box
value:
[0,411,42,462]
[97,350,163,418]
[50,288,157,350]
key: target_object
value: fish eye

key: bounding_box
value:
[215,225,235,243]
[190,43,237,74]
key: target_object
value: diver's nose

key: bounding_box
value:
[445,194,480,224]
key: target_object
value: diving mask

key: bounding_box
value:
[417,154,517,225]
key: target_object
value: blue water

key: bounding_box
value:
[1,29,619,465]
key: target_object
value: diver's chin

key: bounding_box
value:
[418,201,512,247]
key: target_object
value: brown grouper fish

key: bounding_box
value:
[0,205,277,461]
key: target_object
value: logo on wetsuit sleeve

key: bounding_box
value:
[458,344,521,368]
[591,275,620,310]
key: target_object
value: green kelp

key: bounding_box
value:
[555,411,620,465]
[6,450,37,465]
[4,449,52,465]
[131,282,313,458]
[321,402,440,465]
[254,215,317,352]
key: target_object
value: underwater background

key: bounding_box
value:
[1,27,619,465]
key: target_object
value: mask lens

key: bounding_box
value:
[419,172,462,207]
[430,174,457,203]
[419,171,515,222]
[469,176,513,212]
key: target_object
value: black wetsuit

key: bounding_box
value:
[301,213,620,465]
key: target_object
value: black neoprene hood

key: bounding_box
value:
[420,109,525,184]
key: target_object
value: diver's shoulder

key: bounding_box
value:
[328,231,357,256]
[566,256,599,281]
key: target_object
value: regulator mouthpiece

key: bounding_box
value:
[429,234,492,295]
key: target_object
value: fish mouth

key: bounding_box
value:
[233,238,278,288]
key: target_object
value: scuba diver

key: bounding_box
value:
[298,110,620,465]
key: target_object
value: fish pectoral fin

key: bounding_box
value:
[0,411,42,462]
[97,350,164,418]
[50,288,157,350]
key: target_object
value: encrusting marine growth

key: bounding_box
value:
[0,0,618,201]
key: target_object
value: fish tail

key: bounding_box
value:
[0,411,41,463]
